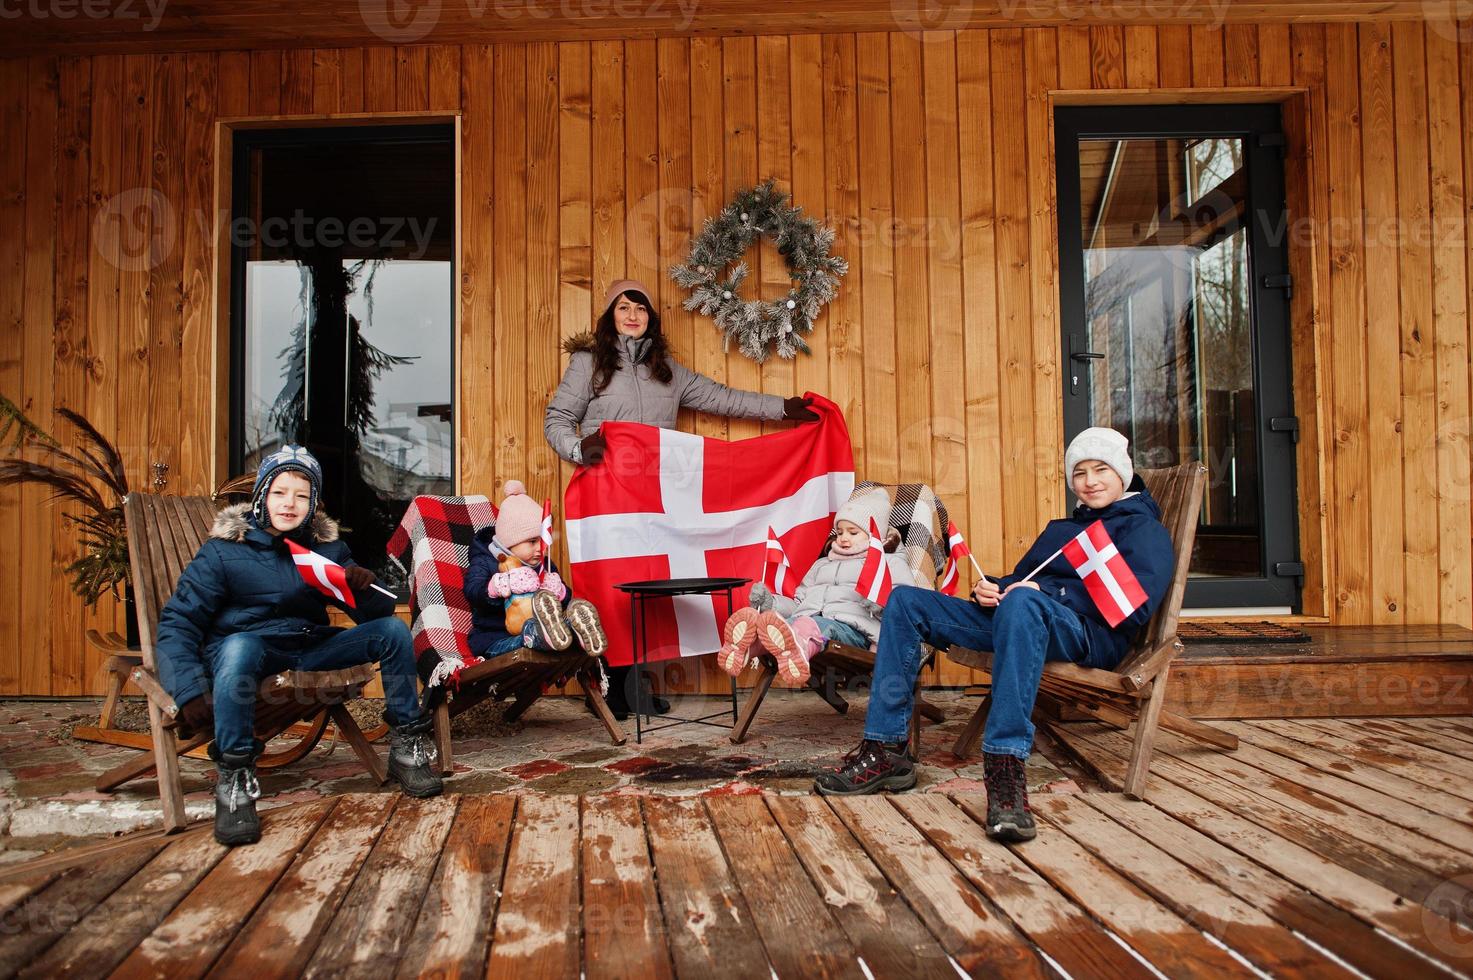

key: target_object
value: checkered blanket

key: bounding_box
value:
[387,495,499,689]
[853,481,951,587]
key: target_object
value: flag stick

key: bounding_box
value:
[1017,546,1064,585]
[967,554,984,578]
[369,583,397,599]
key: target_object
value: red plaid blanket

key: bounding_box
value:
[387,495,498,689]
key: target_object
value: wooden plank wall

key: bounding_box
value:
[1,22,1471,695]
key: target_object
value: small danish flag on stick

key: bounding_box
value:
[761,525,798,599]
[1060,520,1148,627]
[287,539,356,608]
[855,518,894,605]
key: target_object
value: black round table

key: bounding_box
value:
[616,577,749,742]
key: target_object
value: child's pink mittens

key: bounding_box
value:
[507,566,541,594]
[540,571,568,602]
[488,571,514,599]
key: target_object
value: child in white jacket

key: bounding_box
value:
[718,488,913,684]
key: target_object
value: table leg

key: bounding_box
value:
[630,593,642,744]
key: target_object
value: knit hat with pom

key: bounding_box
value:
[835,486,892,538]
[493,480,545,550]
[251,444,322,532]
[1064,426,1134,487]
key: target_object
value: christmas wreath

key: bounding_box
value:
[670,180,848,363]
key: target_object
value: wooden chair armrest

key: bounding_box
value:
[127,665,179,719]
[1116,637,1182,692]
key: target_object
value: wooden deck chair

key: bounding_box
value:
[730,482,950,754]
[75,473,352,760]
[93,493,386,832]
[946,462,1239,799]
[387,495,625,777]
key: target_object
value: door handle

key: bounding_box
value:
[1070,351,1104,362]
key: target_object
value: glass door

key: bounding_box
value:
[230,124,456,586]
[1056,104,1299,610]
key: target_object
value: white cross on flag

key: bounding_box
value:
[286,539,356,609]
[762,525,798,599]
[537,497,554,578]
[854,517,894,605]
[565,393,854,667]
[1061,520,1148,627]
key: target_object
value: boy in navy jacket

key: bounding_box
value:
[154,446,442,846]
[815,428,1173,843]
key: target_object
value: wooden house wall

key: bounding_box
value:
[1,21,1471,695]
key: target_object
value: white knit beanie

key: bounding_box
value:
[835,487,891,536]
[1064,427,1134,487]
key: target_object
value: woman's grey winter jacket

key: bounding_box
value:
[544,333,785,463]
[771,550,915,644]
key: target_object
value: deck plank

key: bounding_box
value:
[485,794,581,980]
[1033,795,1354,978]
[951,795,1256,979]
[1257,718,1473,804]
[0,839,162,976]
[580,796,673,980]
[1055,724,1473,973]
[766,795,953,978]
[891,794,1152,980]
[395,795,517,980]
[1080,792,1445,980]
[110,800,332,980]
[211,794,397,977]
[706,795,864,980]
[642,796,768,980]
[24,828,227,979]
[1230,720,1473,822]
[1209,722,1473,857]
[1350,717,1473,765]
[831,795,1049,978]
[304,796,459,979]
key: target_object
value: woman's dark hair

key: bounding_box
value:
[591,290,673,395]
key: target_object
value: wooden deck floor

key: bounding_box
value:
[1,717,1471,978]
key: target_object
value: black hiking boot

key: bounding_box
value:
[813,739,917,796]
[388,717,444,798]
[211,745,262,847]
[983,752,1036,842]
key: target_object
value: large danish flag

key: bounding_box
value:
[565,393,854,666]
[286,539,356,609]
[1061,520,1148,628]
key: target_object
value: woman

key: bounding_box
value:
[545,278,820,717]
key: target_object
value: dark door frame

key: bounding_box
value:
[1055,103,1300,610]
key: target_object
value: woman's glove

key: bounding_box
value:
[488,571,515,599]
[579,430,608,465]
[748,582,775,612]
[508,565,542,594]
[344,566,377,593]
[177,694,213,737]
[540,571,568,602]
[783,396,820,422]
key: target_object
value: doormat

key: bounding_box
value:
[1178,621,1311,644]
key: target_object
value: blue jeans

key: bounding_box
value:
[210,617,423,756]
[811,616,870,650]
[484,619,557,657]
[865,585,1105,758]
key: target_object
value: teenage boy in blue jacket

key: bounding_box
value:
[154,446,442,846]
[815,428,1173,842]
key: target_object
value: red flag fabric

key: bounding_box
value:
[1061,519,1148,628]
[938,556,959,596]
[946,520,971,560]
[762,525,798,599]
[854,517,894,606]
[286,539,356,609]
[565,393,854,667]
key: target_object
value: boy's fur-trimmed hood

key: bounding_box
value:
[210,502,340,543]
